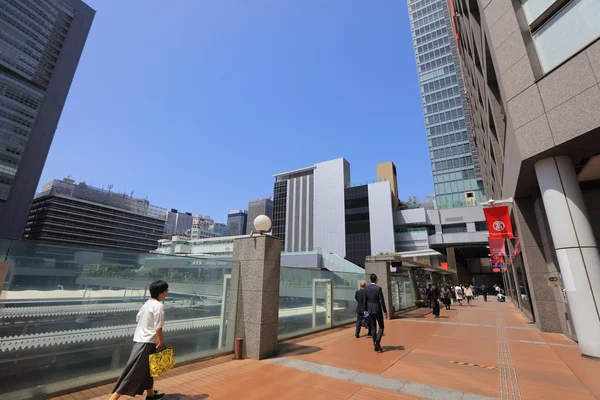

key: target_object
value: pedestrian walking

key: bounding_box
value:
[454,284,463,306]
[364,273,388,353]
[464,285,474,305]
[481,284,488,302]
[441,285,452,310]
[355,281,368,338]
[109,280,169,400]
[429,283,441,318]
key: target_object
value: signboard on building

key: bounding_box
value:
[483,206,514,239]
[489,238,506,257]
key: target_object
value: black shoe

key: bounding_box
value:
[355,335,360,338]
[375,343,384,353]
[146,392,165,400]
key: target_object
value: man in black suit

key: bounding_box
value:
[365,273,388,353]
[355,281,367,338]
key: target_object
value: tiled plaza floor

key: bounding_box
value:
[59,299,599,400]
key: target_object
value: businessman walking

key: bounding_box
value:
[365,273,388,353]
[355,281,367,338]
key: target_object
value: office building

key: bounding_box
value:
[406,0,485,208]
[23,178,167,252]
[273,159,397,267]
[273,158,497,277]
[165,209,193,236]
[227,210,247,236]
[209,222,230,236]
[246,198,273,233]
[450,0,600,357]
[0,0,95,238]
[191,215,217,239]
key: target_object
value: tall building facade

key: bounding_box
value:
[246,198,273,233]
[272,158,396,266]
[0,0,95,238]
[406,0,485,209]
[451,0,600,358]
[23,178,167,252]
[165,209,193,235]
[227,210,247,236]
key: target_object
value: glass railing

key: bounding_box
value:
[391,274,416,311]
[0,239,238,400]
[278,267,366,340]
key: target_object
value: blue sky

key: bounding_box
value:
[39,0,432,223]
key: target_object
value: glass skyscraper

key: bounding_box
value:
[0,0,95,238]
[406,0,485,208]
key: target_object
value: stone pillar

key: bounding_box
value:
[535,156,600,358]
[447,247,470,285]
[231,235,281,360]
[365,261,393,317]
[514,196,571,334]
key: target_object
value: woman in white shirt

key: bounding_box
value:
[464,286,474,305]
[454,285,464,306]
[110,280,169,400]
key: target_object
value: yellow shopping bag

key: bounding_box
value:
[149,346,175,377]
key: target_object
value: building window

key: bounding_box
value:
[441,223,467,233]
[522,0,600,72]
[475,221,488,231]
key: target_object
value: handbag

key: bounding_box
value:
[149,346,176,377]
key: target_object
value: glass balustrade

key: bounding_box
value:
[0,239,238,400]
[278,267,366,340]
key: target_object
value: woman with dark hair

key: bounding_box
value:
[441,285,452,310]
[109,280,169,400]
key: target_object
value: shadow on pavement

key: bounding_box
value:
[381,345,405,352]
[275,342,323,357]
[164,394,209,399]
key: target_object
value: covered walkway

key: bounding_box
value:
[60,299,599,400]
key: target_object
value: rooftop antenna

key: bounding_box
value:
[108,184,113,193]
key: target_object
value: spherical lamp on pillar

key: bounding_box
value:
[253,215,272,235]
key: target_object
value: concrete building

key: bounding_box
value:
[246,198,273,233]
[273,159,403,267]
[0,0,95,238]
[406,0,486,208]
[451,0,600,357]
[227,210,247,236]
[209,222,230,237]
[165,209,193,236]
[23,178,167,252]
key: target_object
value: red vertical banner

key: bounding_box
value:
[483,206,514,239]
[489,238,506,256]
[440,262,448,270]
[512,238,522,258]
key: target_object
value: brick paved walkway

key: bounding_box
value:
[59,299,599,400]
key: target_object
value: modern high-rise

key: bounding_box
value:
[227,210,247,236]
[406,0,485,209]
[246,198,273,233]
[23,178,167,252]
[165,209,193,235]
[272,158,398,266]
[450,0,600,358]
[0,0,95,238]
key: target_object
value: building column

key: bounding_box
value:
[535,156,600,358]
[365,261,393,316]
[232,235,281,359]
